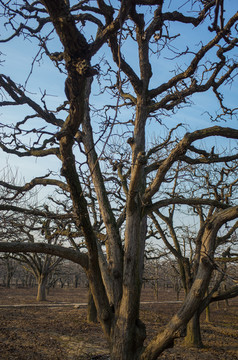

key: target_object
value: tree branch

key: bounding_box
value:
[0,241,89,269]
[143,126,238,204]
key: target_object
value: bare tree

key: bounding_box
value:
[0,256,17,287]
[0,1,238,359]
[149,159,238,347]
[0,211,65,300]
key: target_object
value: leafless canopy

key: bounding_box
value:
[0,1,237,359]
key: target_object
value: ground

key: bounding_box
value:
[0,286,237,359]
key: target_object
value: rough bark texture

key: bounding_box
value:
[108,96,148,359]
[36,275,48,302]
[87,288,98,323]
[184,311,203,348]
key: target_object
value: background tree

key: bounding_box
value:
[0,255,17,288]
[149,159,238,347]
[0,214,64,300]
[0,1,238,359]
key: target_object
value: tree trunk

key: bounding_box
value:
[74,274,79,288]
[184,310,203,348]
[108,97,148,360]
[155,281,159,301]
[6,273,11,288]
[87,287,97,323]
[109,213,147,360]
[36,275,47,301]
[110,319,146,360]
[225,298,229,309]
[6,261,14,288]
[205,304,211,322]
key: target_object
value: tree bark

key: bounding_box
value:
[109,96,148,359]
[205,305,211,323]
[87,287,97,323]
[36,275,48,301]
[6,272,11,288]
[184,311,203,348]
[109,214,147,360]
[6,260,14,288]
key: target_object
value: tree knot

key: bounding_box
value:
[75,59,98,77]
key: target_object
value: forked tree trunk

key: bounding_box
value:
[184,310,203,348]
[36,275,48,301]
[110,319,146,360]
[109,214,147,360]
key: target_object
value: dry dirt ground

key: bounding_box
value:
[0,287,237,360]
